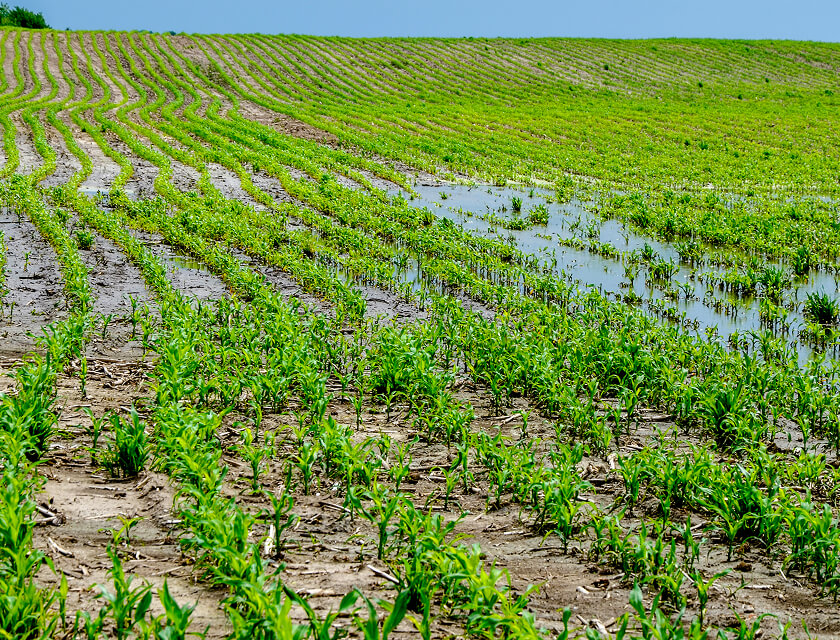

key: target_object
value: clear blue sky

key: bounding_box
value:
[34,0,840,40]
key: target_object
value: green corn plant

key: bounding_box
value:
[111,515,143,548]
[294,441,319,495]
[726,610,774,640]
[267,490,298,558]
[74,227,95,250]
[354,589,410,640]
[387,436,416,492]
[804,291,840,326]
[792,245,813,277]
[626,584,705,640]
[79,356,88,398]
[103,408,149,477]
[92,546,154,640]
[127,295,141,338]
[101,313,115,339]
[699,384,750,449]
[442,466,459,510]
[284,585,359,640]
[617,452,649,511]
[361,485,404,560]
[7,363,58,460]
[689,569,729,626]
[0,545,60,640]
[152,580,206,640]
[235,428,269,493]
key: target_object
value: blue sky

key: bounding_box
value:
[34,1,840,40]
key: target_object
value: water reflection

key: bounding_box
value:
[395,183,839,364]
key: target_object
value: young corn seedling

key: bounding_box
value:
[689,568,729,626]
[285,585,360,640]
[153,579,205,640]
[266,489,298,558]
[626,584,705,640]
[82,407,107,465]
[235,428,269,493]
[387,436,416,492]
[92,546,154,640]
[355,589,410,640]
[127,295,141,338]
[111,515,143,549]
[79,356,88,398]
[103,407,149,478]
[361,485,404,560]
[294,441,319,495]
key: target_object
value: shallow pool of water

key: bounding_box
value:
[394,183,840,364]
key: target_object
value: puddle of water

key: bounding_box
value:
[127,229,228,302]
[391,183,839,364]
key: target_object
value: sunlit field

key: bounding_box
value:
[2,29,840,638]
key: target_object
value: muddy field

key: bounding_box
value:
[3,127,836,640]
[2,28,840,640]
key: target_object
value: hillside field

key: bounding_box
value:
[2,29,840,639]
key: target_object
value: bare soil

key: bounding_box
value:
[41,122,82,188]
[76,229,156,361]
[1,65,836,637]
[238,100,338,145]
[0,208,66,357]
[12,111,43,175]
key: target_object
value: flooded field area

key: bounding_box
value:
[396,182,840,363]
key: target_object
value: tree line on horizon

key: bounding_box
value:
[0,3,48,29]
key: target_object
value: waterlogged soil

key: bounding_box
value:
[0,209,66,357]
[207,162,263,207]
[170,159,201,194]
[107,134,159,199]
[4,117,838,636]
[400,183,839,364]
[76,230,157,360]
[250,169,296,204]
[232,244,424,323]
[358,284,428,323]
[129,229,229,302]
[229,247,331,314]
